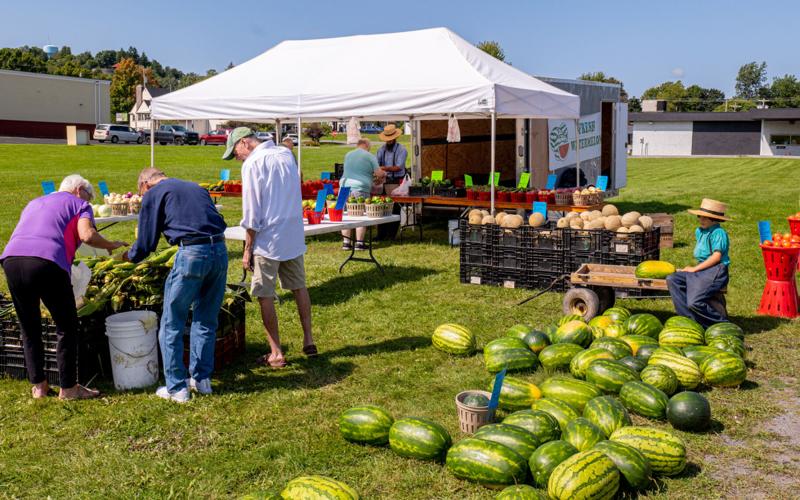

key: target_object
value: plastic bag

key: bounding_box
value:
[390,175,411,196]
[71,261,91,303]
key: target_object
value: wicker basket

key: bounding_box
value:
[129,201,142,214]
[455,390,494,434]
[346,202,365,217]
[572,191,591,207]
[109,202,130,216]
[365,204,384,218]
[554,192,574,206]
[383,202,394,216]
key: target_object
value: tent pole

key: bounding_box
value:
[409,118,416,181]
[575,118,581,188]
[276,119,281,143]
[150,119,156,167]
[297,117,302,175]
[490,110,496,213]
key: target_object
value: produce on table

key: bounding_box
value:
[473,423,541,459]
[528,440,579,488]
[495,484,547,499]
[338,405,394,445]
[619,381,669,420]
[634,260,676,279]
[531,398,580,432]
[488,376,542,411]
[502,410,561,444]
[431,323,476,355]
[700,351,748,387]
[639,365,679,396]
[667,391,712,431]
[588,315,614,330]
[600,323,626,338]
[547,449,620,500]
[592,440,652,490]
[445,437,528,488]
[582,395,631,438]
[388,417,451,460]
[280,475,358,500]
[538,343,584,371]
[561,417,605,452]
[610,426,687,476]
[585,359,640,393]
[539,376,602,412]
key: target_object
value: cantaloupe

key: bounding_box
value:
[616,226,629,233]
[629,225,644,233]
[621,212,641,227]
[468,213,483,225]
[529,212,546,227]
[566,211,581,220]
[586,218,605,230]
[503,214,524,228]
[557,217,569,228]
[604,215,622,231]
[638,216,653,230]
[480,210,490,217]
[495,212,508,226]
[580,211,593,221]
[482,215,496,225]
[588,210,603,220]
[469,209,482,219]
[602,205,619,216]
[570,218,584,229]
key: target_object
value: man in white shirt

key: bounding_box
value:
[223,127,317,367]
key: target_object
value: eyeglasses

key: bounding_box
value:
[79,186,92,200]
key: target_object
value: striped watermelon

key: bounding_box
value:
[639,365,679,396]
[531,398,580,432]
[432,323,476,355]
[446,437,528,488]
[528,440,579,488]
[562,417,605,451]
[558,314,584,326]
[706,335,746,358]
[603,306,631,324]
[484,343,539,373]
[617,355,646,373]
[593,440,652,490]
[589,315,614,330]
[590,337,633,359]
[601,323,626,338]
[582,395,631,437]
[705,322,745,342]
[619,335,658,355]
[388,417,451,460]
[542,324,558,342]
[280,475,359,500]
[488,376,543,411]
[659,326,705,348]
[503,410,561,444]
[682,345,724,366]
[585,359,640,393]
[539,343,584,371]
[569,348,616,379]
[540,377,602,412]
[495,484,548,499]
[634,343,659,362]
[506,324,534,339]
[339,405,394,445]
[590,326,606,341]
[619,381,669,419]
[655,346,684,355]
[624,313,663,338]
[609,426,687,476]
[485,337,530,353]
[552,321,593,347]
[474,423,541,459]
[647,350,702,389]
[507,327,551,354]
[665,315,704,333]
[700,351,747,387]
[547,449,620,500]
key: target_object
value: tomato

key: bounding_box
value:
[774,233,783,241]
[763,240,774,246]
[781,241,792,248]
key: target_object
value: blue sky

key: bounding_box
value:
[1,0,797,97]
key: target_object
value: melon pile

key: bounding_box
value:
[555,204,654,234]
[468,209,529,228]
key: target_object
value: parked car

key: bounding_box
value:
[159,124,200,145]
[140,128,177,145]
[256,131,274,143]
[284,133,299,145]
[360,124,384,134]
[94,124,143,144]
[200,130,228,146]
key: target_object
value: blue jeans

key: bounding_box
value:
[666,264,729,328]
[160,242,228,392]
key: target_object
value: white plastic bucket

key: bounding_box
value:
[105,311,160,390]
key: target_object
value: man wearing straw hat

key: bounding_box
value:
[666,198,732,327]
[375,124,407,240]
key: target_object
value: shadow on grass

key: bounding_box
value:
[614,201,691,215]
[729,315,786,335]
[302,265,440,307]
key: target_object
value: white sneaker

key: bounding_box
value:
[188,378,213,395]
[155,386,191,403]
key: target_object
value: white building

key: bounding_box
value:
[130,85,212,134]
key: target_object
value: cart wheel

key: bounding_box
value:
[594,287,615,312]
[562,288,600,322]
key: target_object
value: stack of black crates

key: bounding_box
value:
[459,218,660,291]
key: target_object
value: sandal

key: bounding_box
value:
[31,383,49,399]
[302,344,319,357]
[255,354,288,369]
[58,384,101,401]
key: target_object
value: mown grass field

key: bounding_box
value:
[0,143,799,499]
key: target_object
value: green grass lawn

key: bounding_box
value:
[0,146,799,498]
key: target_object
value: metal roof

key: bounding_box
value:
[630,108,800,122]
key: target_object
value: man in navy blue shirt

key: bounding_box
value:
[125,167,228,403]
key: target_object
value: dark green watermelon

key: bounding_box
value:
[463,393,490,408]
[503,410,561,444]
[618,356,646,373]
[590,337,633,359]
[528,440,579,488]
[634,344,659,362]
[667,391,711,431]
[619,381,669,420]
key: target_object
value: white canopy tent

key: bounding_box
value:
[151,27,581,210]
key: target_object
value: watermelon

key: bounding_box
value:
[700,351,747,387]
[590,337,632,359]
[603,307,631,324]
[495,484,547,499]
[588,315,614,330]
[339,405,394,445]
[503,410,561,444]
[589,326,606,341]
[474,423,541,459]
[659,326,705,348]
[484,342,539,373]
[619,381,669,419]
[463,393,490,408]
[706,335,746,358]
[601,324,626,338]
[705,322,745,342]
[634,343,659,362]
[639,365,679,396]
[531,398,580,432]
[682,345,724,366]
[647,350,702,389]
[558,314,584,326]
[664,316,704,335]
[582,395,631,437]
[540,377,603,412]
[655,346,683,355]
[569,348,616,379]
[593,440,652,490]
[562,417,605,451]
[528,440,579,488]
[547,449,620,500]
[624,313,663,338]
[388,417,451,460]
[617,356,646,373]
[485,337,530,354]
[525,331,552,353]
[505,324,534,340]
[609,426,687,476]
[432,323,476,355]
[280,475,359,500]
[488,376,542,411]
[667,391,711,431]
[619,335,658,355]
[446,437,528,488]
[539,343,584,371]
[634,260,676,279]
[585,359,640,393]
[542,324,558,342]
[552,320,593,347]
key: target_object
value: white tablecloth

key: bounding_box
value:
[223,215,401,241]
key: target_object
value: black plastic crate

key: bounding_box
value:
[563,228,605,253]
[523,270,567,291]
[459,219,497,246]
[529,226,567,251]
[408,186,430,196]
[437,187,466,198]
[461,241,495,266]
[459,262,497,286]
[602,228,661,257]
[0,339,106,386]
[492,266,527,289]
[526,249,565,274]
[602,249,660,267]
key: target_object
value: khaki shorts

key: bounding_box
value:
[251,255,307,298]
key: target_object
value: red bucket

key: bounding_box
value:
[789,217,800,237]
[466,189,476,200]
[328,208,343,222]
[761,244,800,281]
[510,192,526,203]
[306,211,324,225]
[477,191,491,201]
[497,192,510,202]
[525,192,538,204]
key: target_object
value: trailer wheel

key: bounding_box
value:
[594,287,615,312]
[562,288,600,321]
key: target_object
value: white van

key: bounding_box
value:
[93,124,143,144]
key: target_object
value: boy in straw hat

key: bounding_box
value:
[666,198,732,327]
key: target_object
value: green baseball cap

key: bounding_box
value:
[222,127,255,160]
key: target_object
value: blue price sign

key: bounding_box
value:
[315,191,327,213]
[41,180,56,195]
[488,368,507,420]
[758,221,772,244]
[596,175,609,192]
[533,201,548,218]
[321,172,331,180]
[545,174,557,190]
[323,183,335,196]
[336,186,351,210]
[98,180,110,197]
[220,169,230,181]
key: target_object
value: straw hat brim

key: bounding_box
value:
[379,129,403,141]
[687,209,732,221]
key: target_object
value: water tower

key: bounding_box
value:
[43,45,58,59]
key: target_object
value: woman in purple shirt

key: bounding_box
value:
[1,175,127,400]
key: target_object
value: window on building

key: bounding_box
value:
[770,135,790,145]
